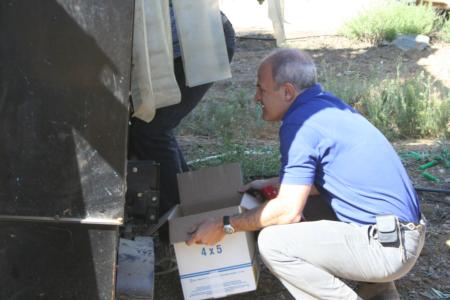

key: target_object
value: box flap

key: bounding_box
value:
[169,205,242,244]
[240,193,263,210]
[177,163,242,215]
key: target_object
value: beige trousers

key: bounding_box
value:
[258,197,426,299]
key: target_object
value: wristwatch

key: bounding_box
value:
[223,216,235,234]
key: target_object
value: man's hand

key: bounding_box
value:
[186,217,225,246]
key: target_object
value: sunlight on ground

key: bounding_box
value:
[398,139,439,147]
[417,46,450,88]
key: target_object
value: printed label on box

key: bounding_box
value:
[174,233,258,300]
[180,262,256,300]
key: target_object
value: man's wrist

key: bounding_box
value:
[229,215,236,232]
[223,215,236,234]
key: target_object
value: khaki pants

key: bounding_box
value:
[258,197,426,299]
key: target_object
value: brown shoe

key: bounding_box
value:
[354,282,400,300]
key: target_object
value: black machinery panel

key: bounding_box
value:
[126,160,160,224]
[0,221,119,300]
[0,0,134,221]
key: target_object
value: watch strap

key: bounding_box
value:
[223,215,231,226]
[223,215,235,234]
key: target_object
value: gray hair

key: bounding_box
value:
[264,48,317,91]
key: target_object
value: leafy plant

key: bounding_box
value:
[178,87,275,139]
[358,72,449,139]
[440,18,450,43]
[320,63,450,139]
[341,0,438,44]
[188,141,280,181]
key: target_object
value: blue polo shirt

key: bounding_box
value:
[279,84,420,225]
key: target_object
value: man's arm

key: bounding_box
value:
[186,183,312,245]
[231,184,311,231]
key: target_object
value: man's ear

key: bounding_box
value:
[283,83,298,102]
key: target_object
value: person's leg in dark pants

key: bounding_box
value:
[129,57,214,215]
[129,23,235,218]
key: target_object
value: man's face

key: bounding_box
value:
[254,62,291,122]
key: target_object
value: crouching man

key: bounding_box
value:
[186,48,425,300]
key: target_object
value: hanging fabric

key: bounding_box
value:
[172,0,231,87]
[132,0,181,123]
[131,0,155,122]
[268,0,286,46]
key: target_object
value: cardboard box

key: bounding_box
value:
[168,163,260,300]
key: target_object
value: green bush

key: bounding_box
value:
[356,72,449,139]
[440,19,450,43]
[188,142,280,181]
[178,87,274,139]
[341,1,438,43]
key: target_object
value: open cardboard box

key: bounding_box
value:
[168,163,260,300]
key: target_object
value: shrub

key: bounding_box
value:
[188,142,280,181]
[318,61,449,139]
[341,1,438,43]
[440,18,450,43]
[178,87,275,139]
[357,72,450,139]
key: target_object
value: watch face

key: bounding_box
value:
[224,224,235,234]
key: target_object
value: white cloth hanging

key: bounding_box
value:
[132,0,181,123]
[268,0,286,46]
[131,0,156,122]
[172,0,232,87]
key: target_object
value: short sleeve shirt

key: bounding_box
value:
[279,84,420,225]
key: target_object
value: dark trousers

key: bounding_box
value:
[303,195,338,221]
[129,44,235,217]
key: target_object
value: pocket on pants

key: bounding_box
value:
[403,229,424,260]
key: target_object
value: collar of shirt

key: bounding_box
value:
[283,83,323,121]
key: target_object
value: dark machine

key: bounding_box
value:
[0,1,159,299]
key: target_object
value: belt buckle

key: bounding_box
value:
[403,222,417,231]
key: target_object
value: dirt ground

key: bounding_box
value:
[155,35,450,299]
